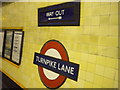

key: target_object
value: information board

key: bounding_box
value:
[2,29,24,65]
[4,31,13,59]
[12,31,23,64]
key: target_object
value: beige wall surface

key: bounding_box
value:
[0,1,119,88]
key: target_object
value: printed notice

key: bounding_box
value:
[4,31,13,59]
[12,31,22,63]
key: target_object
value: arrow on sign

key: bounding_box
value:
[48,16,62,20]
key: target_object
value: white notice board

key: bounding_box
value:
[12,31,23,64]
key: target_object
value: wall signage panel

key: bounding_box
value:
[33,40,80,89]
[3,29,24,65]
[4,31,14,59]
[38,2,80,26]
[12,31,24,64]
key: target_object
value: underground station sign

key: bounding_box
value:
[33,40,80,89]
[38,2,80,26]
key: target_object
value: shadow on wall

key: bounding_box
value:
[1,2,13,7]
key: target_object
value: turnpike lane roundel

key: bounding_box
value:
[38,40,69,89]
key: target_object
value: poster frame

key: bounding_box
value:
[3,30,14,60]
[2,29,24,65]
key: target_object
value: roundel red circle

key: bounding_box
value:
[38,40,69,89]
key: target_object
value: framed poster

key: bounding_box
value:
[2,29,24,65]
[11,31,24,65]
[4,30,14,60]
[0,30,5,56]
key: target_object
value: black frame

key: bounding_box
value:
[11,31,24,65]
[38,1,80,26]
[2,29,24,65]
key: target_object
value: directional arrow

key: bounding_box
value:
[48,16,62,20]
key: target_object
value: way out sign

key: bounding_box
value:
[33,40,80,89]
[38,2,80,26]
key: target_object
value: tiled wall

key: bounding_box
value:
[1,1,119,88]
